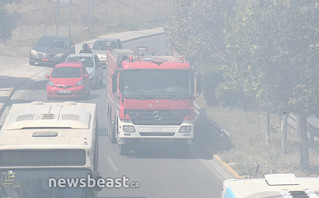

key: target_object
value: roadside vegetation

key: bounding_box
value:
[167,0,319,176]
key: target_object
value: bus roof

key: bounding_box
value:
[222,174,319,198]
[0,101,96,148]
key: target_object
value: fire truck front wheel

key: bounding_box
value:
[118,143,129,156]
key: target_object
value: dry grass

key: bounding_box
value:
[196,93,319,177]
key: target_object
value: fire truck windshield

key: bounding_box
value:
[120,69,193,98]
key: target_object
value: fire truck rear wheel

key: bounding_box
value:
[109,126,117,144]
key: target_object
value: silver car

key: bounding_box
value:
[65,53,103,88]
[91,38,122,65]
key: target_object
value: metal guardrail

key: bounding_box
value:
[287,113,319,143]
[287,113,297,129]
[194,106,319,142]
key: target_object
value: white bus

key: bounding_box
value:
[221,173,319,198]
[0,101,99,198]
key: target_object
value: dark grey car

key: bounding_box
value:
[29,35,75,66]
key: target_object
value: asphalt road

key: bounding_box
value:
[0,33,233,198]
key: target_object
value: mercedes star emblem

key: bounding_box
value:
[153,111,162,121]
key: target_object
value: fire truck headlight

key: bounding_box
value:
[179,126,192,133]
[123,125,136,133]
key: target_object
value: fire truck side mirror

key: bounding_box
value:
[117,55,128,66]
[112,73,118,93]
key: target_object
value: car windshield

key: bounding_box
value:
[120,69,193,98]
[92,41,113,50]
[66,57,94,68]
[37,36,65,48]
[51,67,82,78]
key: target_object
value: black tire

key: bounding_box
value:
[86,89,91,98]
[99,75,104,87]
[108,125,117,144]
[118,143,129,156]
[92,78,98,89]
[29,60,35,66]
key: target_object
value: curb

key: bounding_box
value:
[122,32,165,44]
[0,87,16,118]
[194,136,241,179]
[213,155,242,179]
[194,102,240,179]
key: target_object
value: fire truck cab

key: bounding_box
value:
[106,48,201,155]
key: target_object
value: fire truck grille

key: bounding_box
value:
[125,109,190,125]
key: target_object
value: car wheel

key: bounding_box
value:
[94,78,99,89]
[29,60,35,66]
[86,89,91,97]
[99,77,103,87]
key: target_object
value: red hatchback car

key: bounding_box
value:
[46,62,91,99]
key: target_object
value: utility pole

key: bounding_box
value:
[68,0,72,39]
[88,0,91,31]
[56,0,59,35]
[92,0,94,31]
[105,0,108,29]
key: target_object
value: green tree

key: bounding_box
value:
[166,0,319,170]
[0,0,20,42]
[224,0,319,169]
[166,0,235,105]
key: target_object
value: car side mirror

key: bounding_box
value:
[84,74,89,78]
[45,74,50,79]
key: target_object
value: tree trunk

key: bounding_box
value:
[297,114,310,170]
[266,111,271,146]
[281,112,288,154]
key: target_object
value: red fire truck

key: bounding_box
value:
[106,48,201,155]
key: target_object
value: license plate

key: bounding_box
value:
[58,90,71,94]
[138,127,175,132]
